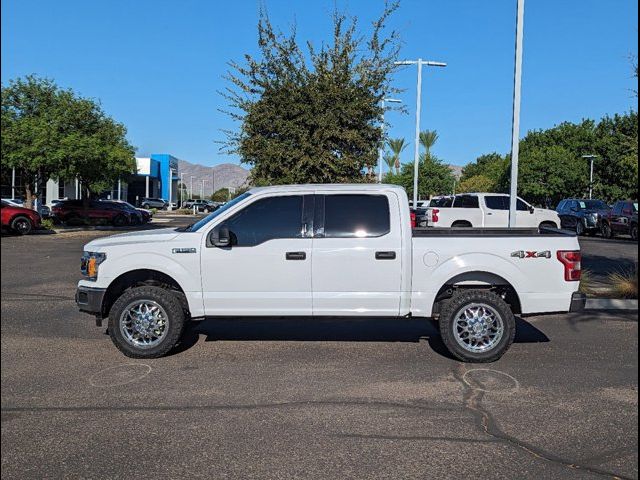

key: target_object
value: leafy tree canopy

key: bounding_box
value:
[221,2,401,185]
[385,154,456,199]
[457,174,495,194]
[1,75,135,206]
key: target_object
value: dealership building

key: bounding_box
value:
[1,154,180,206]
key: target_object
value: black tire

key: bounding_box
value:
[451,221,472,228]
[438,289,516,363]
[11,215,33,235]
[631,223,638,242]
[108,286,185,358]
[601,221,614,239]
[575,221,584,236]
[539,221,558,230]
[112,214,128,227]
[141,203,150,209]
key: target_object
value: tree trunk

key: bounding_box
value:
[24,182,35,210]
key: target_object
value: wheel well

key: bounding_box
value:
[432,271,521,315]
[451,220,472,227]
[539,221,558,229]
[102,269,190,319]
[10,214,32,224]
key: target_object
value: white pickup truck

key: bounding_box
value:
[427,193,560,229]
[76,184,585,362]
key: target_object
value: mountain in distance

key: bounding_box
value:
[177,159,250,197]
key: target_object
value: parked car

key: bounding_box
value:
[100,200,151,225]
[51,200,132,226]
[601,200,638,240]
[183,199,218,213]
[556,198,610,236]
[1,200,41,235]
[425,193,560,229]
[139,198,169,209]
[2,197,51,218]
[76,184,584,363]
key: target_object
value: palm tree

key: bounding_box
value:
[387,138,407,174]
[419,130,439,156]
[383,153,396,178]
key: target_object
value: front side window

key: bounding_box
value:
[613,202,624,215]
[223,195,304,246]
[516,199,530,211]
[323,194,390,238]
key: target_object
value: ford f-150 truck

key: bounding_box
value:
[76,184,585,362]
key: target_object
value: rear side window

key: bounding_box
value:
[485,196,508,210]
[431,197,453,207]
[323,194,390,238]
[224,195,304,246]
[453,195,479,209]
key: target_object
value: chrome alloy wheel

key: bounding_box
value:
[453,303,505,353]
[119,300,169,349]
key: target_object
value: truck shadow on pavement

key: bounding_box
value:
[171,317,549,360]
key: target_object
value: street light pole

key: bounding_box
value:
[394,59,447,207]
[582,155,598,199]
[190,176,195,199]
[508,0,525,227]
[378,98,402,183]
[180,173,184,207]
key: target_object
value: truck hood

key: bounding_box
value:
[83,228,183,250]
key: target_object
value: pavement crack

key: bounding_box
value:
[453,364,633,480]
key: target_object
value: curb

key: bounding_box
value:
[585,298,638,310]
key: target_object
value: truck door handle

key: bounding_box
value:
[285,251,306,260]
[375,251,396,260]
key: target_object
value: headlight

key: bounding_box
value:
[81,252,106,280]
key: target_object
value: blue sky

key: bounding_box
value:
[2,0,637,168]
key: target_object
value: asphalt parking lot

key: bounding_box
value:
[1,225,638,480]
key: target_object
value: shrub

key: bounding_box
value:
[175,208,195,215]
[150,208,158,215]
[608,266,638,299]
[579,269,596,296]
[40,218,55,231]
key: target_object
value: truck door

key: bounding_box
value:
[483,196,509,226]
[200,194,313,315]
[311,192,402,316]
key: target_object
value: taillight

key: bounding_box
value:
[431,208,439,223]
[557,250,581,281]
[410,211,416,228]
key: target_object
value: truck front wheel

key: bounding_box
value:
[438,289,515,363]
[108,286,185,358]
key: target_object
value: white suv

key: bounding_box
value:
[426,193,560,229]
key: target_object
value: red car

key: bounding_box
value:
[1,200,42,235]
[51,200,132,226]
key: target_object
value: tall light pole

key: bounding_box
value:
[582,154,598,199]
[212,167,216,196]
[190,176,195,199]
[180,173,184,207]
[508,0,525,227]
[395,59,447,207]
[378,98,402,182]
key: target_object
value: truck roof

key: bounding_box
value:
[248,184,407,194]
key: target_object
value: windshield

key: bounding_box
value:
[577,200,608,210]
[179,192,251,232]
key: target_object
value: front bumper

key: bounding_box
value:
[76,285,106,316]
[569,292,586,312]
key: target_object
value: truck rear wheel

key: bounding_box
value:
[108,286,185,358]
[438,289,515,363]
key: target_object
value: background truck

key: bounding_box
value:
[76,184,584,362]
[426,193,560,229]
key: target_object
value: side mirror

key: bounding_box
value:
[210,225,231,248]
[529,206,535,214]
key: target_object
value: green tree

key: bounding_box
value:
[210,187,230,202]
[460,152,508,190]
[386,138,407,174]
[221,3,401,184]
[1,75,135,207]
[457,174,495,194]
[382,153,396,177]
[419,129,439,155]
[385,155,455,199]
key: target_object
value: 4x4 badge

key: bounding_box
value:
[511,250,551,259]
